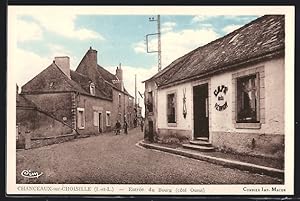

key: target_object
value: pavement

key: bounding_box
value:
[16,128,282,184]
[138,141,284,179]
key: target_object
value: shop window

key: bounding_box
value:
[167,93,176,124]
[236,74,259,123]
[77,108,85,129]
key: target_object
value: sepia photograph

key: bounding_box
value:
[7,6,294,195]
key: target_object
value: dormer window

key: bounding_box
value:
[90,83,95,96]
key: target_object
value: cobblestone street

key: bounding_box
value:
[16,128,282,184]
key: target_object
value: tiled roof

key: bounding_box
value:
[75,48,133,97]
[97,65,117,85]
[22,63,87,94]
[70,70,111,99]
[96,65,132,97]
[149,15,284,87]
[21,63,112,100]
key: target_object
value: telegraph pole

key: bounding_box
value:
[157,15,161,71]
[135,74,137,106]
[146,14,162,71]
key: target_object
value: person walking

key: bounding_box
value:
[115,120,121,135]
[123,120,128,135]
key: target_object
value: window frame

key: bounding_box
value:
[166,91,177,127]
[232,66,265,129]
[77,107,85,129]
[236,73,260,123]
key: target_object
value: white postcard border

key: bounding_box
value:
[7,5,295,195]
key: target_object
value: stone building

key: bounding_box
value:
[144,15,285,160]
[18,47,134,143]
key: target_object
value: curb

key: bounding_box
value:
[138,141,284,179]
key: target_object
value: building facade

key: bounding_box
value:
[144,15,285,159]
[18,47,134,142]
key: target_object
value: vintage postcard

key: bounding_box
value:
[7,5,294,195]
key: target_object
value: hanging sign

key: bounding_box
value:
[183,88,187,118]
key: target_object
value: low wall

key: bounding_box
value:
[158,128,192,140]
[211,131,284,160]
[30,133,76,149]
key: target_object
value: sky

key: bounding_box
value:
[9,6,260,112]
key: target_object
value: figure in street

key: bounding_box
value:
[115,120,121,135]
[123,120,128,134]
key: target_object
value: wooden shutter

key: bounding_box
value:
[93,111,98,126]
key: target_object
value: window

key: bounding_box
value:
[233,67,264,129]
[106,111,111,126]
[77,108,85,129]
[236,74,259,123]
[147,91,153,112]
[90,83,95,96]
[167,93,176,124]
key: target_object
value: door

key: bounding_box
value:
[98,113,102,133]
[193,84,209,139]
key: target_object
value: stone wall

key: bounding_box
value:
[157,128,191,140]
[17,107,72,139]
[211,131,284,160]
[30,133,76,149]
[76,93,113,135]
[23,93,73,127]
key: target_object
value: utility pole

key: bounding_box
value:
[157,15,161,71]
[146,14,162,71]
[135,74,137,106]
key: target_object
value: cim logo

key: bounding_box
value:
[214,85,228,111]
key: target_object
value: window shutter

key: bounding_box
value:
[93,111,98,126]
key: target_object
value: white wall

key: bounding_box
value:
[210,57,284,135]
[157,82,193,131]
[157,57,285,137]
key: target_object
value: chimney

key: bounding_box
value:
[116,63,124,91]
[54,56,70,79]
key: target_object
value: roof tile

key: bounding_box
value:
[150,15,284,87]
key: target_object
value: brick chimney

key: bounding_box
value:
[54,56,70,79]
[116,63,124,91]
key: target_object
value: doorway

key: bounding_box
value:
[193,83,209,139]
[98,113,102,133]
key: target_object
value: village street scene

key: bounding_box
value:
[13,7,287,187]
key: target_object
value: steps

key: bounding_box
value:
[182,138,214,152]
